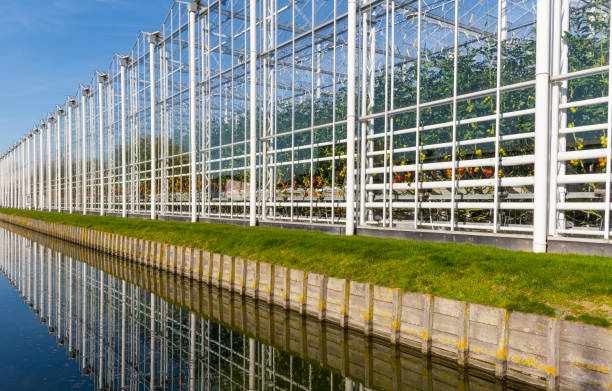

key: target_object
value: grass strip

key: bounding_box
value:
[1,207,611,327]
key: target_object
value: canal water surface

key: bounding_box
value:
[0,224,537,390]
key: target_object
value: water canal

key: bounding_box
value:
[0,223,538,390]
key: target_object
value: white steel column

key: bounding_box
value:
[549,0,563,236]
[68,101,74,214]
[359,14,368,226]
[249,0,257,227]
[56,110,62,211]
[605,0,612,238]
[27,135,31,209]
[149,33,159,220]
[20,141,25,208]
[33,130,38,210]
[120,57,129,218]
[21,141,25,208]
[47,118,53,211]
[81,89,89,214]
[189,4,198,223]
[345,0,356,235]
[98,75,107,216]
[39,126,44,210]
[533,0,552,253]
[11,150,14,207]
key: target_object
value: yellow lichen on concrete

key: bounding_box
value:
[511,356,557,375]
[571,361,611,375]
[472,347,493,357]
[495,341,507,360]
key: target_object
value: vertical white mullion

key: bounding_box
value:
[81,89,88,214]
[62,109,66,211]
[605,0,612,239]
[558,0,569,232]
[99,76,106,216]
[383,1,390,227]
[345,0,357,235]
[202,10,209,217]
[290,0,295,222]
[451,0,458,231]
[189,2,198,223]
[368,21,375,223]
[360,13,368,227]
[331,0,337,224]
[47,118,52,211]
[68,102,74,213]
[230,1,236,220]
[39,125,44,211]
[414,0,422,229]
[549,0,562,237]
[121,58,129,218]
[309,0,315,223]
[249,0,257,226]
[27,135,31,209]
[108,73,114,213]
[262,0,269,220]
[130,59,137,214]
[89,89,95,212]
[533,0,552,252]
[217,7,222,219]
[492,0,502,233]
[389,2,395,227]
[75,100,80,211]
[12,148,15,208]
[19,141,23,209]
[150,34,158,220]
[56,111,61,210]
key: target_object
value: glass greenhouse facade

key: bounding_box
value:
[1,0,611,252]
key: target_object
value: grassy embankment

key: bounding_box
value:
[1,208,611,327]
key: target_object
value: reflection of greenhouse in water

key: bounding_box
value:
[0,226,526,390]
[1,0,612,252]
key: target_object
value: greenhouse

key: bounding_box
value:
[0,0,610,252]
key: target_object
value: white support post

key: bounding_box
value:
[189,3,198,223]
[68,101,74,214]
[120,57,129,218]
[39,126,44,210]
[21,141,24,208]
[20,141,24,209]
[533,0,552,253]
[605,0,612,238]
[149,33,159,220]
[98,75,106,216]
[249,0,257,227]
[56,111,62,211]
[12,149,15,208]
[10,151,14,208]
[32,131,38,210]
[27,135,31,209]
[359,13,367,226]
[549,0,562,236]
[47,118,52,211]
[345,0,356,235]
[81,89,90,215]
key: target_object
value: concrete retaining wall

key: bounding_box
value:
[1,212,610,391]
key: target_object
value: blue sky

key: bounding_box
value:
[0,0,171,152]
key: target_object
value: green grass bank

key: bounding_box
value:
[1,208,611,327]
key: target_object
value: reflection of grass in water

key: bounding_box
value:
[3,207,611,328]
